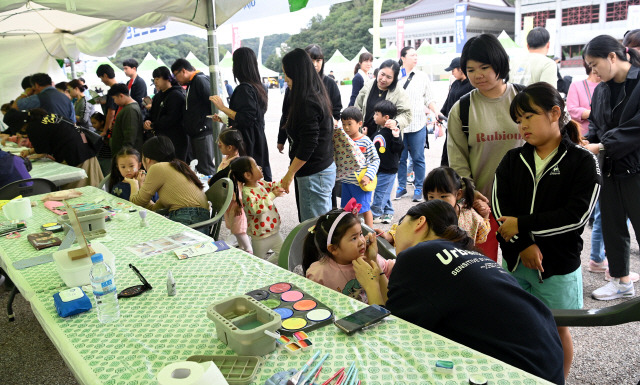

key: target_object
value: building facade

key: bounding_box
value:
[377,0,515,53]
[515,0,639,66]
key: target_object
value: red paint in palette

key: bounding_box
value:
[269,283,292,293]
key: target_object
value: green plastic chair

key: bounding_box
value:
[552,296,640,327]
[278,217,397,272]
[189,177,233,240]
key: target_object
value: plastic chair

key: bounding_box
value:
[188,177,233,240]
[98,174,110,192]
[552,296,640,327]
[0,178,57,200]
[278,217,397,272]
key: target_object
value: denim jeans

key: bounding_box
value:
[397,126,426,190]
[590,201,605,263]
[371,172,396,218]
[167,207,210,234]
[190,133,216,175]
[295,163,336,222]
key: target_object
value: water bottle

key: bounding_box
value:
[90,253,120,323]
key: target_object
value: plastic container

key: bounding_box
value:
[53,242,116,287]
[207,295,281,356]
[59,208,107,234]
[90,253,120,323]
[187,355,263,385]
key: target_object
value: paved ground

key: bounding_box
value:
[1,84,639,384]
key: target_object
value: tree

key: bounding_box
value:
[285,0,417,60]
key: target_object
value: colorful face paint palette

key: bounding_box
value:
[246,282,334,335]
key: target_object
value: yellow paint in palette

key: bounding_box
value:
[282,317,307,330]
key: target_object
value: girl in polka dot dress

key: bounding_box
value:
[229,156,285,264]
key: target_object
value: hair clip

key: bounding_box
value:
[308,225,316,234]
[343,197,362,215]
[6,231,21,239]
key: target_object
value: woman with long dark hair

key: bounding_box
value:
[354,200,565,384]
[126,136,209,232]
[354,59,412,140]
[280,48,336,221]
[583,35,640,301]
[277,44,342,153]
[348,52,374,107]
[144,66,188,161]
[210,47,271,181]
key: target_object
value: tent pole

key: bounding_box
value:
[206,0,222,166]
[69,58,77,79]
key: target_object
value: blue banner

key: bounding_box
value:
[455,4,467,54]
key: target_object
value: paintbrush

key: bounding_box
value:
[299,352,330,385]
[287,350,321,385]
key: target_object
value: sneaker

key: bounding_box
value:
[591,279,635,300]
[382,214,393,224]
[605,269,640,283]
[588,259,608,273]
[394,188,407,200]
[412,189,423,202]
[373,216,384,224]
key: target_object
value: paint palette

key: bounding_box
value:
[246,282,334,336]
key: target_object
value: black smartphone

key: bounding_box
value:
[334,304,391,335]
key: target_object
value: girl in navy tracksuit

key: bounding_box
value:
[492,82,600,380]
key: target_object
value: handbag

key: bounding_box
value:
[333,127,366,180]
[52,114,103,152]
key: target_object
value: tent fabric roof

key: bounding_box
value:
[326,49,349,65]
[137,53,160,72]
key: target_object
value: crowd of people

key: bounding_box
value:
[2,27,640,384]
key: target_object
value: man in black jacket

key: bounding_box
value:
[123,58,148,116]
[171,58,216,175]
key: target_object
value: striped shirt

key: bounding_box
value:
[342,135,380,185]
[398,70,435,134]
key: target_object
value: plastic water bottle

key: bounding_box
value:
[90,253,120,323]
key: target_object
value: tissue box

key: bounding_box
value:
[53,287,92,317]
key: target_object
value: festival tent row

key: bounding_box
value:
[0,0,254,103]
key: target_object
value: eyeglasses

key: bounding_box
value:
[118,264,153,298]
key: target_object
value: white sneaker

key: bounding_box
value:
[373,216,383,224]
[591,279,635,301]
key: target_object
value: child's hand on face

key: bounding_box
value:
[361,176,371,186]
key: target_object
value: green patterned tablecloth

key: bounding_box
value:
[0,187,552,385]
[29,158,88,186]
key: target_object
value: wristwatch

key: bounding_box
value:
[598,143,605,153]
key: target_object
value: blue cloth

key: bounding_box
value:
[397,126,426,191]
[371,172,396,217]
[295,162,336,221]
[341,182,372,213]
[110,181,132,200]
[0,150,31,188]
[590,201,606,263]
[225,83,233,97]
[17,87,76,122]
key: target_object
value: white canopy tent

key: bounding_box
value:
[0,0,252,103]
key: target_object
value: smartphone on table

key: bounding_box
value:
[334,304,391,335]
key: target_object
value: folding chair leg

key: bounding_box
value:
[7,286,18,322]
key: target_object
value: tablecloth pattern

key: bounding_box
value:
[1,187,552,385]
[29,158,88,186]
